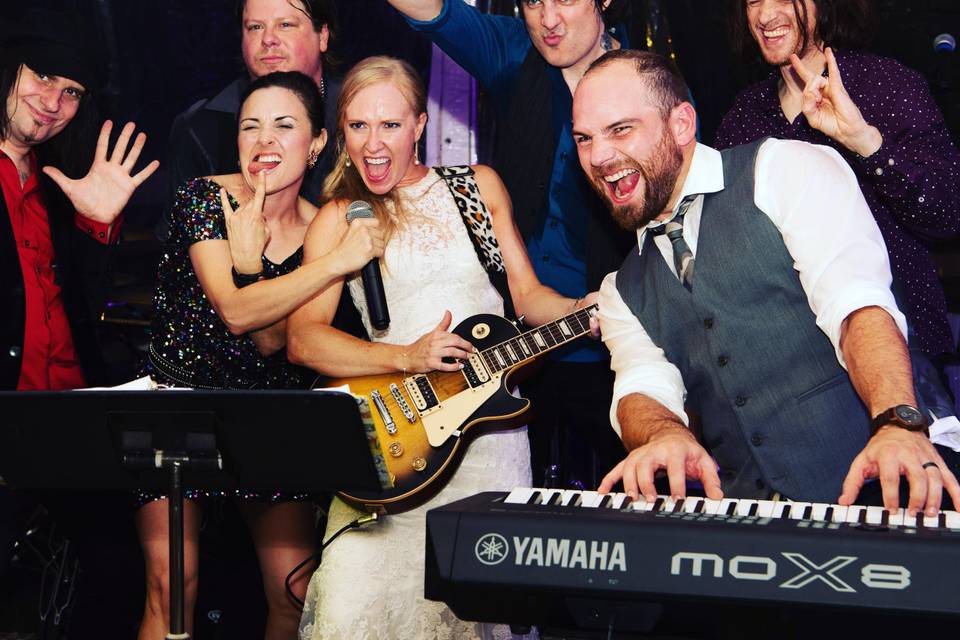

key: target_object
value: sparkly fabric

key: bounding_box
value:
[716,49,960,356]
[144,177,306,389]
[139,177,310,507]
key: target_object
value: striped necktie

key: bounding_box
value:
[649,194,698,290]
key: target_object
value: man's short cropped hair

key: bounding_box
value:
[584,49,690,118]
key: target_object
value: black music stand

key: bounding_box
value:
[0,389,384,640]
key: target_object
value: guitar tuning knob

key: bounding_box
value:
[512,315,526,329]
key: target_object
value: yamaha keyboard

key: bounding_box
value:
[425,489,960,634]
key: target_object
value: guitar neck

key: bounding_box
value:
[478,304,598,375]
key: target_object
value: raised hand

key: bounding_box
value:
[222,170,270,275]
[839,427,960,517]
[789,47,882,157]
[404,310,474,373]
[42,120,159,225]
[599,425,723,502]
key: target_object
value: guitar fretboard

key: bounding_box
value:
[479,304,598,375]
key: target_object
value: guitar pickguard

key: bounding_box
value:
[420,373,503,447]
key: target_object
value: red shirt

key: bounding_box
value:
[0,150,116,390]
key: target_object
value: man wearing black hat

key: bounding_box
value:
[0,8,158,629]
[0,9,158,392]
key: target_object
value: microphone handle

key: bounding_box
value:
[361,258,390,331]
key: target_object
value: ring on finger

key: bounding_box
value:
[922,461,940,472]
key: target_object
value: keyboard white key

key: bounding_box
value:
[718,498,740,516]
[734,499,759,517]
[682,497,705,514]
[864,506,887,525]
[786,502,813,520]
[505,487,537,504]
[700,498,725,515]
[755,500,778,518]
[628,497,658,513]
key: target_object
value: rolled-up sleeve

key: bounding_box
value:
[754,138,908,367]
[599,271,689,438]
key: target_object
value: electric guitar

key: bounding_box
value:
[324,305,598,514]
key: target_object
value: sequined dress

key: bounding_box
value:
[145,177,306,389]
[298,170,534,640]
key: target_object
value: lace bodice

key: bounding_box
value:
[346,170,504,344]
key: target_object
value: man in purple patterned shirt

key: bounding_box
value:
[717,0,960,361]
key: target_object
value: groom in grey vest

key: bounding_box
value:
[572,49,960,516]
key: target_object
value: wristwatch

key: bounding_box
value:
[869,404,928,436]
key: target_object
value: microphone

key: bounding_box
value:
[345,200,389,331]
[932,34,956,94]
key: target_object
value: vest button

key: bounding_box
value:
[750,434,764,446]
[735,395,748,407]
[8,346,22,358]
[717,355,729,366]
[755,478,766,491]
[703,317,714,329]
[538,182,545,190]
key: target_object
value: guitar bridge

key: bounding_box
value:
[389,383,417,423]
[370,390,397,435]
[403,375,439,414]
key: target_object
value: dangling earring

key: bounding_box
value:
[413,144,421,166]
[307,150,319,169]
[345,157,352,168]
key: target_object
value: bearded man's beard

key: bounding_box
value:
[590,133,684,231]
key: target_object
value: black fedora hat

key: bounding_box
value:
[0,8,106,92]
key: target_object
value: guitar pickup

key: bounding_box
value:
[389,383,417,423]
[462,352,491,388]
[370,390,397,435]
[403,375,439,413]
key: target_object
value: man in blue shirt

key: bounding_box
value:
[388,0,632,488]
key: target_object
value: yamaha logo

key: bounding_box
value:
[473,533,627,571]
[475,533,509,565]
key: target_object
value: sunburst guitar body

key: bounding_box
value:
[324,305,597,514]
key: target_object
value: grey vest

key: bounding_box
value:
[615,140,873,503]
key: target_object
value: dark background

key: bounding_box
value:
[1,0,960,637]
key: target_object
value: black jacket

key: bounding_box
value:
[493,48,633,291]
[0,172,115,389]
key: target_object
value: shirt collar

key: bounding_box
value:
[637,142,724,245]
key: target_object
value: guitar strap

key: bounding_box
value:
[434,166,516,319]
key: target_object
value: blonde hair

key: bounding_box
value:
[322,56,427,242]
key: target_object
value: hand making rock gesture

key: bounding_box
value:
[789,47,883,157]
[221,169,270,275]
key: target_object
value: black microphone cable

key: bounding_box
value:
[284,512,380,609]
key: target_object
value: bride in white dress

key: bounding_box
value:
[288,56,596,640]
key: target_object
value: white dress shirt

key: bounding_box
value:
[599,139,907,436]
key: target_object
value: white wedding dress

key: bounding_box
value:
[299,170,534,640]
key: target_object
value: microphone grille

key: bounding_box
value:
[934,33,956,52]
[346,200,375,222]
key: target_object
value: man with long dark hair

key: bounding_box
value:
[717,0,960,366]
[0,9,158,631]
[385,0,633,492]
[0,9,158,392]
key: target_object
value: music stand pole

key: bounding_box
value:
[167,458,188,640]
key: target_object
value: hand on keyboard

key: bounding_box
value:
[839,427,960,517]
[598,425,723,502]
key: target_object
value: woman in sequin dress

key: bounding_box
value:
[138,71,384,640]
[288,57,595,640]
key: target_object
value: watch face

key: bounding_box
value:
[895,405,924,426]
